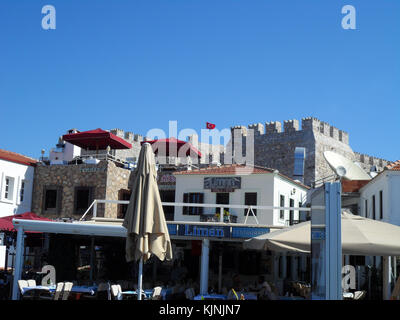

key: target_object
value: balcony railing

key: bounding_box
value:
[79,199,314,226]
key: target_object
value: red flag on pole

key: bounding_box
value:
[206,122,216,130]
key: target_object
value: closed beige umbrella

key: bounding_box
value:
[123,143,173,299]
[244,210,400,256]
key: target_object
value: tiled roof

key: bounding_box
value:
[342,180,370,193]
[386,160,400,171]
[174,164,274,175]
[174,164,310,189]
[0,149,38,167]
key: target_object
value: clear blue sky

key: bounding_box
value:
[0,1,399,161]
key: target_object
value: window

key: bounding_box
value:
[20,181,25,202]
[74,187,94,215]
[183,193,204,215]
[43,186,62,215]
[289,199,295,225]
[379,191,383,220]
[45,190,58,210]
[244,192,257,216]
[365,199,368,217]
[372,195,376,220]
[280,195,285,220]
[118,189,131,219]
[4,176,15,201]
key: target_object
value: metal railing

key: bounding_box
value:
[79,199,313,225]
[311,174,337,189]
[72,153,131,167]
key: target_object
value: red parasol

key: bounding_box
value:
[62,128,132,150]
[141,137,202,158]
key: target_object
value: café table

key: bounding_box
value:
[120,289,153,300]
[20,285,53,295]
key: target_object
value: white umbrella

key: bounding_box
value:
[244,210,400,256]
[122,143,173,300]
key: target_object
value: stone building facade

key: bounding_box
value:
[226,117,391,187]
[31,160,134,220]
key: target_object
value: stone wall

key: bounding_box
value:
[104,161,134,218]
[32,160,133,219]
[225,117,391,186]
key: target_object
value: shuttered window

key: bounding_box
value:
[183,193,204,215]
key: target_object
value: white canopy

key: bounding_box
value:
[244,211,400,256]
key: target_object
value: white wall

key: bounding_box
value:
[273,175,308,226]
[360,171,400,225]
[174,173,308,226]
[0,159,35,217]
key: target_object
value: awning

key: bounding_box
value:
[243,210,400,256]
[62,128,132,150]
[0,212,53,233]
[141,137,202,158]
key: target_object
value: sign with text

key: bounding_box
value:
[204,177,241,192]
[167,223,269,240]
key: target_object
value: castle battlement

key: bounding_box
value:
[110,128,144,143]
[354,152,390,168]
[229,117,350,145]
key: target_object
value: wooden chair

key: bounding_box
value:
[151,286,163,300]
[27,280,36,287]
[18,280,34,300]
[353,290,366,300]
[111,284,122,300]
[39,282,64,300]
[61,282,73,300]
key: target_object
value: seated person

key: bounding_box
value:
[251,276,275,300]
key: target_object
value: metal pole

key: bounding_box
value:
[200,239,210,295]
[138,257,143,300]
[11,226,24,300]
[383,256,392,300]
[218,251,222,293]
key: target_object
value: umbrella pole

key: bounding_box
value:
[138,257,143,300]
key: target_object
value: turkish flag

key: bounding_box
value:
[206,122,216,129]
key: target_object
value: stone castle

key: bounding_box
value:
[84,118,391,187]
[227,117,391,187]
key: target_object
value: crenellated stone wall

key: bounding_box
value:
[225,117,390,186]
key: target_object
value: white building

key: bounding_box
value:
[49,129,81,165]
[359,160,400,225]
[0,149,36,217]
[173,164,309,226]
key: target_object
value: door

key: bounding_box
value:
[216,193,229,214]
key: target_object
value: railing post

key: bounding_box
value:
[93,200,97,218]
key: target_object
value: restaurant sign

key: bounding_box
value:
[204,177,241,192]
[167,223,269,240]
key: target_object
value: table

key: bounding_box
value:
[20,285,52,295]
[70,286,97,295]
[120,289,153,299]
[193,294,227,300]
[21,285,97,296]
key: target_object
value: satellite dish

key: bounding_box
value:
[323,151,371,180]
[336,166,347,177]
